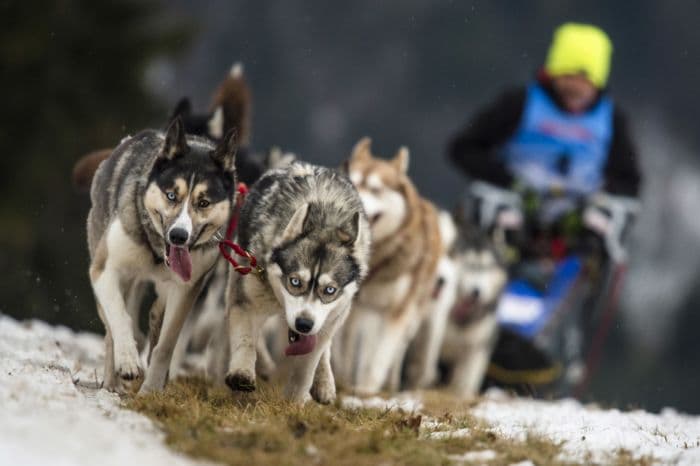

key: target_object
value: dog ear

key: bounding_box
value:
[392,146,410,174]
[281,203,310,243]
[349,211,370,274]
[350,137,372,163]
[207,106,224,140]
[336,211,360,245]
[170,98,192,120]
[161,117,188,160]
[211,127,238,173]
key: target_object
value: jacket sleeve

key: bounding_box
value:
[446,87,526,188]
[603,108,642,197]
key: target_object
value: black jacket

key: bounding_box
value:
[447,83,642,197]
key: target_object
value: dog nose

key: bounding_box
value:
[295,317,314,334]
[471,288,480,300]
[169,228,189,246]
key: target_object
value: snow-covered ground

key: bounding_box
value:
[1,314,699,466]
[0,315,204,466]
[472,390,700,465]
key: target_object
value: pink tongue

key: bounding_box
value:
[285,334,317,356]
[451,298,475,324]
[168,245,192,282]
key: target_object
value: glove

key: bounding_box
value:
[468,180,524,232]
[582,192,640,263]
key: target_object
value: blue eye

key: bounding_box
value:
[166,192,176,202]
[290,277,302,288]
[324,286,337,295]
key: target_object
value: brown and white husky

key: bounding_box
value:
[335,137,443,395]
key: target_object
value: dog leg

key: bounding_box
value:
[255,329,277,381]
[284,341,327,404]
[205,316,229,386]
[450,345,490,399]
[102,325,117,390]
[140,284,200,393]
[356,310,414,395]
[351,310,382,392]
[385,336,411,392]
[330,323,348,387]
[450,318,498,399]
[332,309,364,389]
[404,315,448,390]
[92,267,143,382]
[146,295,165,364]
[225,303,267,392]
[169,307,196,379]
[310,347,336,404]
[125,279,149,352]
[94,301,117,390]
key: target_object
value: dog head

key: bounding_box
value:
[143,117,238,282]
[268,202,368,356]
[345,137,412,242]
[168,98,224,140]
[451,230,508,326]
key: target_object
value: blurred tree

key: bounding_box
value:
[0,0,192,331]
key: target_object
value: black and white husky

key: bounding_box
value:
[86,117,238,394]
[220,162,370,404]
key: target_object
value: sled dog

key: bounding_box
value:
[223,162,370,404]
[337,138,442,394]
[86,117,238,393]
[441,225,507,398]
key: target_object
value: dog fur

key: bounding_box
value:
[336,137,443,395]
[86,117,238,394]
[440,223,508,398]
[221,162,370,404]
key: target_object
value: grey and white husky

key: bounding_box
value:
[440,226,508,398]
[86,117,238,394]
[221,162,370,404]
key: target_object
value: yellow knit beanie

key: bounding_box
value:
[545,23,613,88]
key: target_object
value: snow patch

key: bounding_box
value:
[0,315,203,466]
[428,427,471,440]
[472,389,700,465]
[341,394,423,413]
[446,449,497,462]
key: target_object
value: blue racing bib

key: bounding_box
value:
[501,83,613,195]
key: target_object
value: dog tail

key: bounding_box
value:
[72,148,112,192]
[210,62,252,145]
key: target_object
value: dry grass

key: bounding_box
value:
[125,377,655,466]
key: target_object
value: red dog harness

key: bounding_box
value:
[218,183,263,277]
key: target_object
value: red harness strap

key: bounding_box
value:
[218,183,262,276]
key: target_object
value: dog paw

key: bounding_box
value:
[310,380,336,405]
[225,370,256,392]
[114,344,144,381]
[285,389,312,405]
[137,381,161,396]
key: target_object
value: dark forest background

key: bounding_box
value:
[2,0,699,413]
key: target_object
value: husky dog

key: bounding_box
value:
[440,225,508,398]
[86,117,238,393]
[337,138,442,395]
[172,63,252,146]
[223,162,370,404]
[73,62,265,191]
